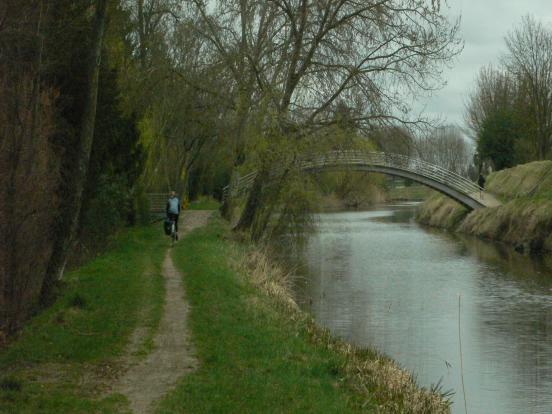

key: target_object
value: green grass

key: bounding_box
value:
[486,160,552,199]
[187,196,220,210]
[0,225,167,413]
[0,215,445,413]
[157,218,367,414]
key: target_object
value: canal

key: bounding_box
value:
[290,203,552,414]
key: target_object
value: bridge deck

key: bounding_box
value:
[223,151,502,211]
[467,191,501,208]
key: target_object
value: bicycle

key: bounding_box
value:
[164,216,178,246]
[169,217,177,246]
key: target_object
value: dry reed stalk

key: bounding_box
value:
[233,246,452,414]
[458,295,468,414]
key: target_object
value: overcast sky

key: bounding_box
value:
[422,0,552,127]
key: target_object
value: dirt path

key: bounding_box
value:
[113,210,212,413]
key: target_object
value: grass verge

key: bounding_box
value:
[159,216,450,413]
[0,225,167,413]
[187,196,220,210]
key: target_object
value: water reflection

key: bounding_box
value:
[290,204,552,414]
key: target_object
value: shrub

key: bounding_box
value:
[79,173,129,247]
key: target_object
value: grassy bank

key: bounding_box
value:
[416,161,552,252]
[416,194,468,230]
[0,225,167,413]
[0,212,449,413]
[159,216,449,413]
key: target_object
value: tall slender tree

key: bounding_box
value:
[42,0,109,301]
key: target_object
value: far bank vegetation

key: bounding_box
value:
[418,15,552,253]
[417,161,552,253]
[466,16,552,172]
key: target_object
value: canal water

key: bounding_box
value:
[290,203,552,414]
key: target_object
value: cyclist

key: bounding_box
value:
[166,190,181,240]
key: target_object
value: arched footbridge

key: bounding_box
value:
[223,151,500,210]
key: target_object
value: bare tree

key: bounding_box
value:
[192,0,462,148]
[210,0,463,235]
[464,65,518,141]
[42,0,109,299]
[415,125,473,176]
[122,0,181,68]
[503,15,552,159]
[370,126,416,157]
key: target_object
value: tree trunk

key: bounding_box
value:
[220,197,232,220]
[137,0,147,69]
[233,170,266,233]
[2,0,52,333]
[41,0,108,303]
[220,170,241,220]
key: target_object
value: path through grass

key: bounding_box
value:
[158,217,366,413]
[0,225,167,413]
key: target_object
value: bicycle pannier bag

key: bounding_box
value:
[163,218,172,235]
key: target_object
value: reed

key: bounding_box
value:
[235,243,452,413]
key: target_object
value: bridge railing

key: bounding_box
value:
[300,151,481,195]
[223,150,482,200]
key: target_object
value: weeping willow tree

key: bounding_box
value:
[139,102,221,196]
[135,20,233,197]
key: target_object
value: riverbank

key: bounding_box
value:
[158,216,450,413]
[417,161,552,253]
[1,211,450,413]
[296,207,552,413]
[317,184,432,212]
[0,225,168,412]
[315,185,386,211]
